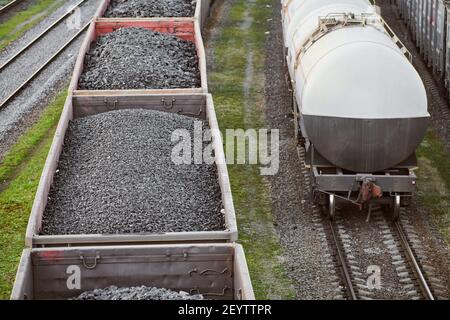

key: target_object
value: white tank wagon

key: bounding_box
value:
[281,0,430,218]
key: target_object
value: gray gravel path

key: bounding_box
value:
[104,0,197,18]
[42,109,224,235]
[264,1,341,299]
[73,286,204,300]
[78,27,200,90]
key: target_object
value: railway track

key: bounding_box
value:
[0,0,23,16]
[0,0,93,110]
[393,218,434,300]
[324,206,437,300]
[297,138,440,300]
[327,219,358,300]
[0,0,89,73]
[0,21,90,110]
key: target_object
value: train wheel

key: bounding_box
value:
[393,195,401,221]
[328,194,336,221]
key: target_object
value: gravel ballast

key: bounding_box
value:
[78,27,201,90]
[42,109,224,235]
[262,1,341,299]
[73,286,204,300]
[104,0,197,18]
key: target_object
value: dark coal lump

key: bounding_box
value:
[78,27,201,90]
[41,109,224,235]
[73,286,204,300]
[105,0,197,18]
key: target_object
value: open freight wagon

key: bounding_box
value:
[94,0,213,30]
[25,91,238,247]
[69,18,208,95]
[11,244,254,300]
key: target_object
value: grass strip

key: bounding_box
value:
[209,0,296,299]
[0,90,66,184]
[416,131,450,246]
[0,0,64,52]
[0,90,66,299]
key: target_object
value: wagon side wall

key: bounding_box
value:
[11,244,253,300]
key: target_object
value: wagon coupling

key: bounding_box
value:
[356,179,383,204]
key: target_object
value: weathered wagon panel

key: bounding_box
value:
[11,244,254,300]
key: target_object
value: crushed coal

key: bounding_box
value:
[78,27,201,90]
[104,0,197,18]
[41,109,224,235]
[72,286,204,300]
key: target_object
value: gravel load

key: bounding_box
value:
[73,286,204,300]
[78,27,201,90]
[42,109,224,235]
[104,0,197,18]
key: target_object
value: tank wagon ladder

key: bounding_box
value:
[293,12,412,71]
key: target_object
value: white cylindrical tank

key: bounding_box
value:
[282,0,429,172]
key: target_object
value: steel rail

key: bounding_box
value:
[0,20,91,110]
[0,0,22,15]
[393,221,435,300]
[328,220,358,300]
[0,0,89,72]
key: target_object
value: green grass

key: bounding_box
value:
[0,90,66,185]
[0,0,63,52]
[416,131,450,246]
[209,0,296,299]
[0,90,66,299]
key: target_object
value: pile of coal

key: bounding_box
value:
[104,0,197,18]
[41,109,224,235]
[78,27,200,90]
[73,286,204,300]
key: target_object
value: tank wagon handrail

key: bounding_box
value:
[294,12,412,69]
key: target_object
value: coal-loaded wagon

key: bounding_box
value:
[25,93,237,247]
[10,0,255,300]
[12,244,254,300]
[95,0,212,30]
[282,0,430,219]
[68,18,208,96]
